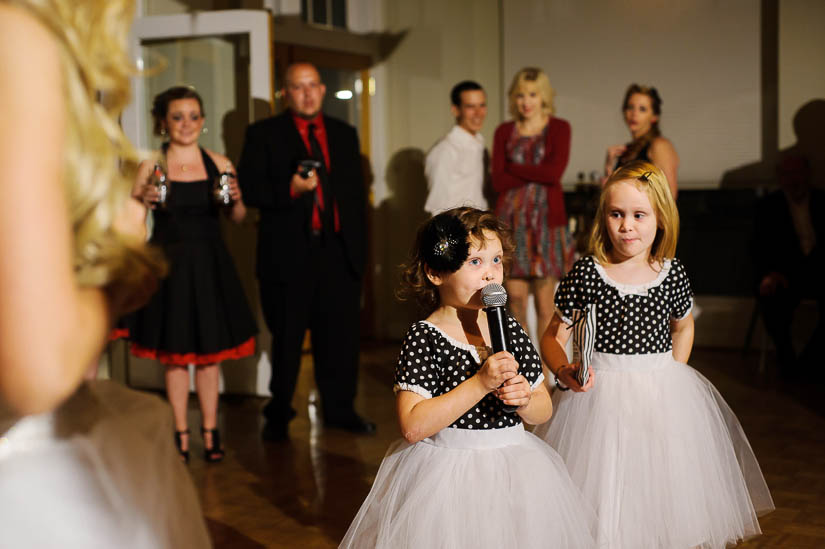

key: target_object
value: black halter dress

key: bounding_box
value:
[129,148,257,365]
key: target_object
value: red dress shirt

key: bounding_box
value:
[291,111,340,232]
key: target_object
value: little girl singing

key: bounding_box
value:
[340,207,598,548]
[535,161,774,548]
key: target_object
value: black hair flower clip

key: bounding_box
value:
[420,213,470,274]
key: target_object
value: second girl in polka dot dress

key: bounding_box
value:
[535,161,774,548]
[340,207,598,548]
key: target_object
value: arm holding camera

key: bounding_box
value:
[290,159,322,197]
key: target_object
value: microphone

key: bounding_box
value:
[481,283,518,413]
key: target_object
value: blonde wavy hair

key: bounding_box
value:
[590,161,679,266]
[507,67,555,119]
[11,0,164,294]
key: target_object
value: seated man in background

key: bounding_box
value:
[752,154,825,376]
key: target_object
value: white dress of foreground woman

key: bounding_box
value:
[0,381,211,548]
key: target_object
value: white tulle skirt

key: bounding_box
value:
[0,381,211,548]
[534,352,774,549]
[340,423,600,549]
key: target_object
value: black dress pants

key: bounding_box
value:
[259,233,362,424]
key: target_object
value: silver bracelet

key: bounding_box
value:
[554,373,570,392]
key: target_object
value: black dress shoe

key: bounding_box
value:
[261,420,288,442]
[324,413,376,434]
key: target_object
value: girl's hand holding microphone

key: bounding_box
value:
[477,350,519,394]
[496,374,531,409]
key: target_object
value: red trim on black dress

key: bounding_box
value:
[130,336,256,366]
[109,328,130,341]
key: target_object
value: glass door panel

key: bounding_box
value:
[139,34,250,162]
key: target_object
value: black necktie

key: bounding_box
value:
[307,123,335,233]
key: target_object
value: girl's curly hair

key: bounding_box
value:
[398,207,515,315]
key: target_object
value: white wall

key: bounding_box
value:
[501,0,762,189]
[124,1,825,359]
[779,0,825,148]
[779,0,825,188]
[371,0,501,338]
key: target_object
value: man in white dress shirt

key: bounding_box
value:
[424,80,489,215]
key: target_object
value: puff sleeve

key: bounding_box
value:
[506,314,545,389]
[669,259,694,320]
[554,257,596,325]
[394,323,440,399]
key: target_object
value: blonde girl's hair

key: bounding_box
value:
[13,0,165,293]
[590,161,679,266]
[507,67,555,119]
[398,207,515,315]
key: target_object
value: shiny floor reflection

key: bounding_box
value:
[180,344,824,548]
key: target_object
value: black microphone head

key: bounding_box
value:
[481,283,507,307]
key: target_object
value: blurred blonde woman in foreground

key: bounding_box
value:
[0,1,211,546]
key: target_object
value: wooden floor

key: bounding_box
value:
[177,343,825,548]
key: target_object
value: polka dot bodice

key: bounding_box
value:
[555,256,694,355]
[394,315,544,430]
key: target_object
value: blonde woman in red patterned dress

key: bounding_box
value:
[492,67,574,339]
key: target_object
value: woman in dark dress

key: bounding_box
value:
[492,67,574,342]
[603,84,679,198]
[131,87,257,463]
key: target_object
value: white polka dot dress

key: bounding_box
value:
[394,317,543,430]
[534,256,775,549]
[340,315,600,549]
[555,256,694,356]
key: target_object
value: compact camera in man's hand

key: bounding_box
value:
[298,159,323,179]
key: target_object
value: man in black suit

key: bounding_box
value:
[239,62,374,439]
[752,154,825,375]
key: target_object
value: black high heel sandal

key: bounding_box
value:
[201,427,225,463]
[174,429,190,464]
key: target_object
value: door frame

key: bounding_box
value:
[123,9,273,150]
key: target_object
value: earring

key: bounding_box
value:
[202,127,208,135]
[160,128,167,137]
